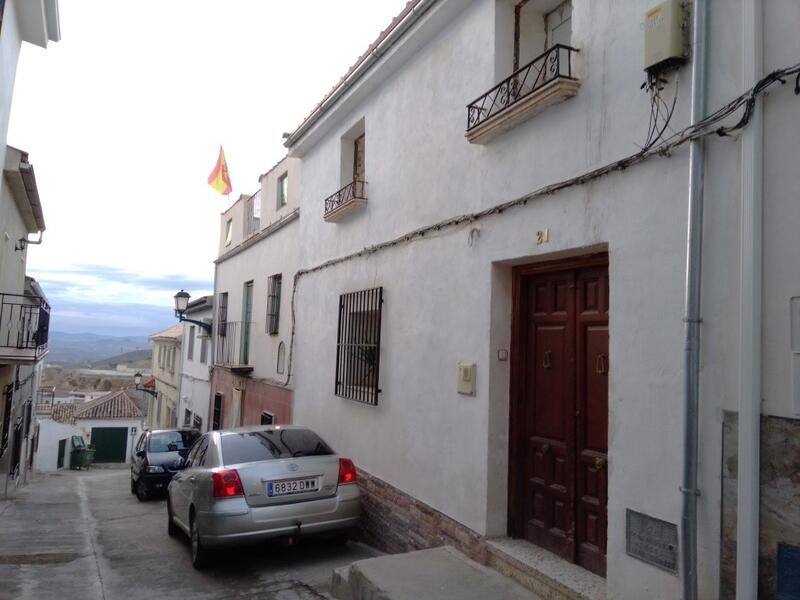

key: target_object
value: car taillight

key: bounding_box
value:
[338,458,357,485]
[212,469,244,498]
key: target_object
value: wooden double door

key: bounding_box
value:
[510,256,609,577]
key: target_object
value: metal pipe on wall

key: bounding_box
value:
[681,0,709,598]
[736,0,763,597]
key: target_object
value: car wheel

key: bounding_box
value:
[166,497,179,537]
[190,514,211,570]
[135,478,149,502]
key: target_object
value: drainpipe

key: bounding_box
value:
[735,0,763,597]
[681,0,708,598]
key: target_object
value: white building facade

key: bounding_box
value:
[147,324,183,429]
[177,295,213,431]
[282,1,800,599]
[209,157,300,429]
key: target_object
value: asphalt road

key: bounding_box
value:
[0,468,378,600]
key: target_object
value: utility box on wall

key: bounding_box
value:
[644,0,686,72]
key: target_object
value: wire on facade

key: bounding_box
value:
[280,61,800,388]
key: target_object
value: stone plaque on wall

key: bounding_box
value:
[626,509,679,573]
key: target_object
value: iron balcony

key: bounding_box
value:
[0,293,50,363]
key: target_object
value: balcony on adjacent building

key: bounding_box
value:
[0,293,50,363]
[214,320,254,374]
[466,44,580,144]
[323,180,368,222]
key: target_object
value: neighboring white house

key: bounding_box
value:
[210,156,300,430]
[0,0,59,499]
[274,1,800,599]
[148,324,183,429]
[177,295,213,431]
[38,389,144,468]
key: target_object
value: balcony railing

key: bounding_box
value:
[467,44,579,134]
[0,293,50,362]
[214,320,254,373]
[323,180,367,222]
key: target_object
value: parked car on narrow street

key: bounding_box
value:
[166,425,361,569]
[131,428,201,501]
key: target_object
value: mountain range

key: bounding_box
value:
[46,331,151,367]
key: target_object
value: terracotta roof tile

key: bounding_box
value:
[51,404,75,425]
[73,390,143,420]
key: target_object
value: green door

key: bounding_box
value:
[90,427,128,463]
[56,438,66,469]
[241,281,253,364]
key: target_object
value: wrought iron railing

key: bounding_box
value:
[214,320,254,368]
[467,44,579,131]
[36,387,55,414]
[324,180,367,217]
[0,293,50,359]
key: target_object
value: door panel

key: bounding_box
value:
[90,427,128,463]
[512,258,608,577]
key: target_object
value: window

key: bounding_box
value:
[260,412,274,425]
[545,1,572,49]
[192,414,203,431]
[353,134,365,182]
[184,409,192,426]
[218,292,228,337]
[158,345,164,368]
[212,393,223,430]
[277,173,288,208]
[187,326,195,361]
[220,429,333,466]
[200,336,208,364]
[266,274,282,335]
[225,219,233,246]
[276,341,286,375]
[335,287,383,405]
[188,435,209,467]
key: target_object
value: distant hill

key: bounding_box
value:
[46,332,150,367]
[89,349,152,371]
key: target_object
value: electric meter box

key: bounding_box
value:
[644,0,686,72]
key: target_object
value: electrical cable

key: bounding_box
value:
[279,61,800,387]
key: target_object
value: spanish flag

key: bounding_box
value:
[207,146,232,195]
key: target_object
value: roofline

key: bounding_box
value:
[284,0,436,148]
[215,208,299,265]
[4,147,46,232]
[186,295,213,314]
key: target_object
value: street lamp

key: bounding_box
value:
[173,289,212,334]
[133,372,157,397]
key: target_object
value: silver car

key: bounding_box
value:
[166,425,360,568]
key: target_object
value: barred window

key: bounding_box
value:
[218,292,228,337]
[335,287,383,405]
[266,274,282,335]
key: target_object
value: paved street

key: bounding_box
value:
[0,469,378,600]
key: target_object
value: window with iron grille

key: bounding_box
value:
[266,274,282,335]
[218,292,228,337]
[335,287,383,405]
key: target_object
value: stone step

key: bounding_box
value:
[485,538,607,600]
[331,546,542,600]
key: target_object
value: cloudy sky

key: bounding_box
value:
[8,0,407,336]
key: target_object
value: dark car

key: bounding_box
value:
[131,428,201,501]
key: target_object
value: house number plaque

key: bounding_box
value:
[626,509,679,574]
[536,228,550,245]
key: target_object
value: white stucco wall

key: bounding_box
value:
[0,0,24,176]
[178,302,213,430]
[34,418,78,472]
[285,0,799,598]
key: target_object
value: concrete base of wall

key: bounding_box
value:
[721,412,800,599]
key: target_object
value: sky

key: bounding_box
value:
[8,0,408,336]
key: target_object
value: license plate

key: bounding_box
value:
[267,478,318,497]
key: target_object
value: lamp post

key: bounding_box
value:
[173,289,212,334]
[133,372,157,397]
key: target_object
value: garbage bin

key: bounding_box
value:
[69,435,95,470]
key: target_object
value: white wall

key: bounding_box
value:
[34,419,78,472]
[178,304,213,430]
[285,0,798,597]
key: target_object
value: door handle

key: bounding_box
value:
[594,456,606,470]
[540,443,551,455]
[543,351,552,369]
[596,353,608,375]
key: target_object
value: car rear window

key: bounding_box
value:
[220,429,334,465]
[148,431,199,453]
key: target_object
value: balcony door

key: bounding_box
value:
[241,281,253,365]
[353,134,365,182]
